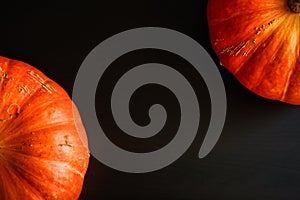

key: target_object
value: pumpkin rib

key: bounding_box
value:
[2,166,48,200]
[0,168,35,199]
[266,16,299,101]
[0,80,73,134]
[0,123,73,149]
[0,120,72,143]
[10,80,60,114]
[1,129,88,163]
[19,100,70,125]
[7,81,65,119]
[7,153,85,180]
[11,167,75,200]
[0,60,33,106]
[15,159,81,199]
[236,43,281,92]
[211,10,287,76]
[280,30,299,101]
[2,144,85,199]
[281,17,300,103]
[252,24,291,90]
[1,160,53,200]
[209,8,270,26]
[207,0,286,25]
[282,65,297,101]
[16,78,62,105]
[285,60,300,104]
[227,13,287,89]
[0,113,72,142]
[1,137,87,167]
[209,6,285,27]
[232,15,287,79]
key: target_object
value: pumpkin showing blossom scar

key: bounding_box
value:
[0,56,89,200]
[207,0,300,105]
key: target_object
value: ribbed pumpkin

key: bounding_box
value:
[207,0,300,104]
[0,56,89,199]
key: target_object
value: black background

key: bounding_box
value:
[1,1,300,199]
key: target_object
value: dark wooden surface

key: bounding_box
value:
[1,1,300,199]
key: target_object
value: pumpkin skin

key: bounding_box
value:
[207,0,300,105]
[0,56,89,199]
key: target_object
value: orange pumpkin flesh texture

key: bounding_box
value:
[207,0,300,105]
[0,56,89,199]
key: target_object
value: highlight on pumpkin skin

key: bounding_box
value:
[207,0,300,105]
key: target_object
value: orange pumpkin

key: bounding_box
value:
[0,56,89,199]
[207,0,300,105]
